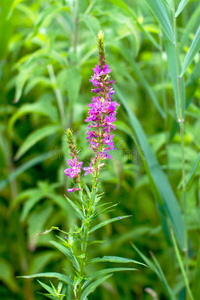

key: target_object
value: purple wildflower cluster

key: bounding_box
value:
[83,62,119,176]
[64,31,119,188]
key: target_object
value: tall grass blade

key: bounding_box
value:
[180,4,200,49]
[192,247,200,299]
[171,230,194,300]
[144,0,175,43]
[165,39,185,121]
[116,86,185,249]
[175,0,190,18]
[118,45,166,118]
[107,0,161,50]
[185,152,200,188]
[180,25,200,77]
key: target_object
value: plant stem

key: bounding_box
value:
[172,2,189,297]
[47,64,65,128]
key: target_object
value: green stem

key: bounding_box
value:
[172,2,189,297]
[47,64,65,128]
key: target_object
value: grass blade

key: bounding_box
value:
[175,0,190,18]
[116,86,185,249]
[180,25,200,77]
[185,152,200,188]
[171,230,194,300]
[107,0,161,50]
[165,39,185,121]
[144,0,175,43]
[192,247,200,299]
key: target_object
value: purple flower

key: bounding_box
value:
[84,35,120,176]
[83,161,94,176]
[64,157,83,179]
[67,188,81,192]
[103,115,116,132]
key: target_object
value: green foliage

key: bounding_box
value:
[1,0,200,299]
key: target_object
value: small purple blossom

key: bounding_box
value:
[67,188,81,192]
[64,157,83,179]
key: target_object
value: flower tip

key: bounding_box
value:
[98,30,104,40]
[67,188,81,192]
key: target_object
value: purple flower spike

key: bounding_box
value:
[118,217,122,220]
[83,31,120,176]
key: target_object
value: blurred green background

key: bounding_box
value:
[0,0,200,299]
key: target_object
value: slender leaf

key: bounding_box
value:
[49,241,75,263]
[106,0,161,50]
[87,267,136,280]
[180,4,200,49]
[90,256,146,266]
[89,215,131,234]
[171,230,194,300]
[18,272,73,286]
[64,195,85,220]
[132,244,176,299]
[165,39,185,121]
[175,0,190,18]
[180,25,200,77]
[116,86,185,249]
[192,247,200,299]
[0,153,50,192]
[37,280,56,296]
[15,125,62,160]
[81,274,112,300]
[144,0,175,43]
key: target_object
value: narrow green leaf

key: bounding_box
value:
[81,274,112,300]
[171,230,194,300]
[179,152,200,189]
[0,153,50,192]
[89,215,131,234]
[15,125,62,160]
[80,14,100,36]
[116,86,185,249]
[150,253,176,299]
[144,0,175,43]
[192,247,200,299]
[180,4,200,49]
[8,96,58,133]
[18,272,73,286]
[165,39,185,121]
[7,0,25,19]
[131,244,159,277]
[175,0,190,18]
[87,267,136,280]
[64,195,85,220]
[37,280,56,296]
[132,244,176,299]
[50,241,75,263]
[180,25,200,77]
[90,256,146,266]
[106,0,161,50]
[0,258,19,292]
[118,44,166,118]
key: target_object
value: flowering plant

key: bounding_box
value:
[20,31,143,300]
